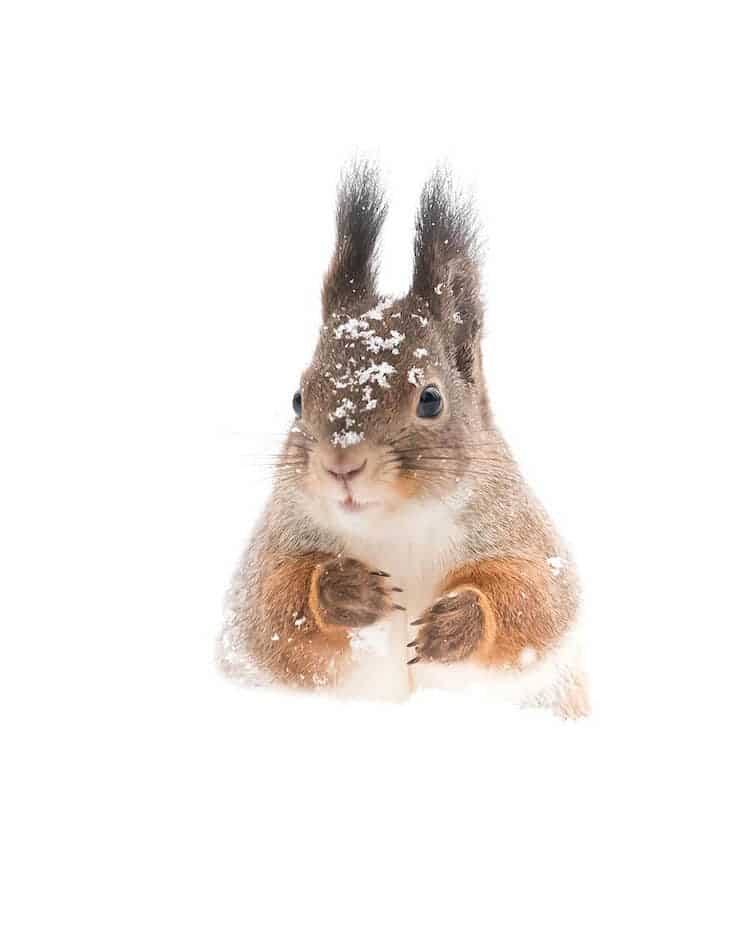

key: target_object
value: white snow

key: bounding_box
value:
[408,366,425,386]
[348,623,389,659]
[356,360,395,387]
[547,556,564,576]
[331,429,364,448]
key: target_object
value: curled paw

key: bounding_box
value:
[407,589,486,664]
[314,557,404,629]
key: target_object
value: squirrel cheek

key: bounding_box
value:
[391,472,422,500]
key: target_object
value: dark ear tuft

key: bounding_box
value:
[412,167,483,354]
[321,161,387,317]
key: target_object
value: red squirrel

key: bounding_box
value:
[219,163,588,717]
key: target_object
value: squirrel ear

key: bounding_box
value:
[321,161,387,318]
[412,168,483,377]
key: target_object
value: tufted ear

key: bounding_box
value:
[321,161,387,318]
[412,169,484,379]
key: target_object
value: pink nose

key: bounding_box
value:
[323,451,367,482]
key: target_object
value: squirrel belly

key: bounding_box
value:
[219,473,587,715]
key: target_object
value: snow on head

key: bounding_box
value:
[332,429,364,448]
[323,299,408,446]
[358,361,395,387]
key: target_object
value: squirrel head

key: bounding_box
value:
[284,162,497,521]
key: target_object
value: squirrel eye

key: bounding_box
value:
[417,385,443,419]
[292,390,302,417]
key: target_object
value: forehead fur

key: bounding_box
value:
[304,295,445,447]
[300,162,487,448]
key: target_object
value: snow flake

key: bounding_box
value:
[358,361,395,387]
[349,623,389,659]
[332,429,364,448]
[547,556,564,576]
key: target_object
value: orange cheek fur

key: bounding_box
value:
[392,471,422,499]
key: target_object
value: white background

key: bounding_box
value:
[2,1,749,934]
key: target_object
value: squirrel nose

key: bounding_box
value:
[323,451,367,482]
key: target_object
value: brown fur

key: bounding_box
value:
[241,552,401,688]
[430,557,574,666]
[253,551,348,687]
[409,589,488,663]
[219,162,587,715]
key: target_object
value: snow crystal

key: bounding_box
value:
[408,367,425,386]
[357,361,395,387]
[334,315,404,356]
[547,556,564,576]
[414,348,428,359]
[334,317,370,340]
[349,623,389,660]
[324,300,413,446]
[332,429,364,448]
[364,298,391,321]
[361,385,378,410]
[329,398,356,423]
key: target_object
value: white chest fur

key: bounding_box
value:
[311,492,581,705]
[318,496,465,701]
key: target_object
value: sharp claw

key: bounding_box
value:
[410,618,424,627]
[406,640,417,648]
[371,570,390,577]
[391,587,404,593]
[407,656,421,665]
[392,603,406,611]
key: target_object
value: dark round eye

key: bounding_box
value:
[292,390,302,417]
[417,385,443,419]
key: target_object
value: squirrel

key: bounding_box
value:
[218,162,589,718]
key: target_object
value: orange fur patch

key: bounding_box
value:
[443,557,570,666]
[255,552,350,687]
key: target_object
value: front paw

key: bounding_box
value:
[408,589,486,664]
[314,557,404,629]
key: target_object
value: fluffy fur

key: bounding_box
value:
[218,162,589,718]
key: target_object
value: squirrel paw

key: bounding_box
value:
[314,557,404,630]
[407,589,486,664]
